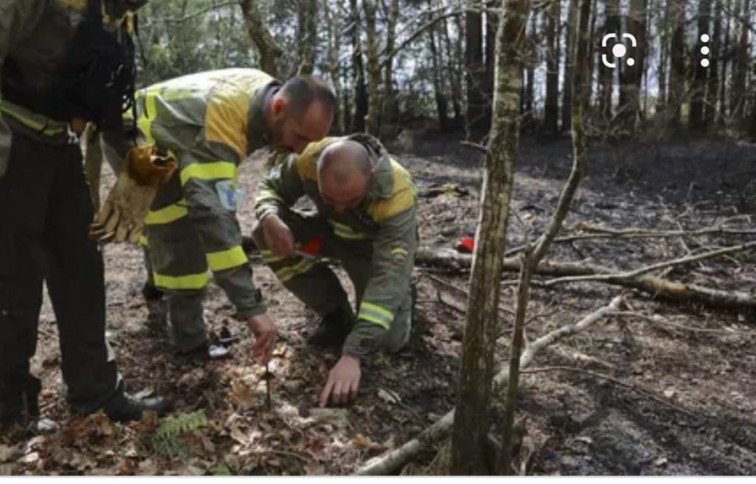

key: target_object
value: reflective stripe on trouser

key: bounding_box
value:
[0,134,121,413]
[252,210,412,352]
[144,216,209,352]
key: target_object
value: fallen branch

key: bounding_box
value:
[415,248,756,311]
[613,311,756,336]
[503,225,756,257]
[542,240,756,286]
[355,296,626,475]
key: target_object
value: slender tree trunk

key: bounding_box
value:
[600,0,620,120]
[690,0,712,129]
[363,0,381,135]
[619,0,647,129]
[466,3,486,131]
[429,4,450,129]
[562,0,578,132]
[444,14,464,123]
[706,0,722,125]
[719,0,732,119]
[383,0,400,133]
[586,0,599,110]
[239,0,283,78]
[668,0,686,127]
[524,12,537,120]
[657,0,670,113]
[450,0,529,474]
[731,0,751,121]
[296,0,319,75]
[485,1,500,125]
[545,0,561,134]
[349,0,368,132]
[323,0,344,133]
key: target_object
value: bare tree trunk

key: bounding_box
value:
[296,0,319,75]
[383,0,400,133]
[706,0,723,125]
[465,3,486,132]
[668,0,686,127]
[731,0,752,122]
[485,1,500,125]
[349,0,368,132]
[657,0,670,113]
[544,0,561,134]
[600,0,620,120]
[690,0,712,129]
[450,0,529,474]
[323,0,344,133]
[444,13,464,123]
[562,0,578,132]
[429,5,450,130]
[619,0,647,129]
[239,0,283,78]
[719,0,733,119]
[524,12,537,123]
[364,0,381,135]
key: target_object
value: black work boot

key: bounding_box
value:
[0,375,55,434]
[307,302,356,350]
[101,392,167,423]
[141,281,164,301]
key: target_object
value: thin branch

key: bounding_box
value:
[543,240,756,286]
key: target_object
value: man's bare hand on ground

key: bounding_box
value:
[247,313,278,364]
[319,354,361,407]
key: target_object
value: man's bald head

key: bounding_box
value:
[317,140,374,214]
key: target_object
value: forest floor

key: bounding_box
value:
[1,133,755,475]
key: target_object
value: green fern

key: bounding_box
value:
[149,410,208,459]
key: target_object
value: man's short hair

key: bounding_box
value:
[279,76,337,118]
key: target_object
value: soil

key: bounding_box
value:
[1,133,754,475]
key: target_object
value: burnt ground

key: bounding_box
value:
[1,133,755,475]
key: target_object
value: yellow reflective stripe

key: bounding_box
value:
[180,162,237,186]
[360,301,394,322]
[275,258,315,283]
[138,235,149,246]
[328,220,369,240]
[0,105,67,136]
[260,249,286,264]
[358,302,393,330]
[257,188,285,203]
[153,271,209,290]
[144,201,188,225]
[206,245,248,272]
[390,247,408,256]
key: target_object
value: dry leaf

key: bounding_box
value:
[230,379,257,409]
[353,434,375,448]
[377,388,400,404]
[663,387,676,398]
[0,446,18,464]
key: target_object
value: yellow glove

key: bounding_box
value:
[91,144,177,244]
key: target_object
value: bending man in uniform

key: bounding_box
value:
[252,134,417,406]
[99,69,335,362]
[0,0,165,430]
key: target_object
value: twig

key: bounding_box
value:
[355,296,626,475]
[613,311,756,336]
[543,241,756,287]
[520,366,705,420]
[459,140,489,153]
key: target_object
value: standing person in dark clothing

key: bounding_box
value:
[0,0,165,431]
